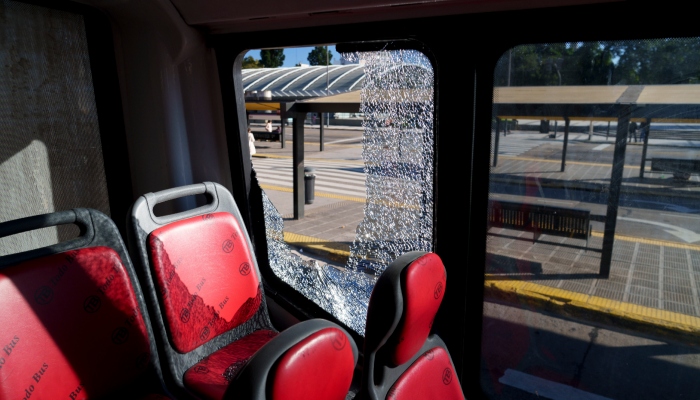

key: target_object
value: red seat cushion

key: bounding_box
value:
[148,212,262,353]
[270,327,356,400]
[387,347,464,400]
[390,253,446,365]
[0,247,154,399]
[183,330,277,400]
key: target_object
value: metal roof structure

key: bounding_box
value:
[242,65,365,102]
[494,85,700,121]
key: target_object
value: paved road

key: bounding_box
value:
[493,134,549,156]
[252,157,366,199]
[255,131,700,245]
[481,300,700,400]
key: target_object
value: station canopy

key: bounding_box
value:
[243,64,365,103]
[494,85,700,122]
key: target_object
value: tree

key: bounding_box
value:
[242,56,262,69]
[495,38,700,87]
[260,49,285,68]
[307,46,333,66]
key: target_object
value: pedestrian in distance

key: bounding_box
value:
[248,127,256,160]
[628,120,638,142]
[265,120,272,133]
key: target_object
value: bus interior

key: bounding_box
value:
[2,0,700,399]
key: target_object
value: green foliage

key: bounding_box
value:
[494,38,700,86]
[260,49,285,68]
[242,56,262,69]
[307,46,333,66]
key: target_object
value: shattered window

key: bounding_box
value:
[257,48,435,335]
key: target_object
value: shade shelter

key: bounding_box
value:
[283,91,361,220]
[493,84,700,277]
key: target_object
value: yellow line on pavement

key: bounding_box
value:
[283,230,700,337]
[253,154,289,159]
[283,232,351,262]
[484,279,700,337]
[285,229,700,337]
[590,230,700,251]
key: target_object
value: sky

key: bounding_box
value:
[246,45,339,67]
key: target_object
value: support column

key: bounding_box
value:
[319,112,325,152]
[493,118,501,167]
[280,106,286,149]
[600,107,631,278]
[292,113,307,220]
[606,121,611,140]
[561,117,570,172]
[639,118,651,178]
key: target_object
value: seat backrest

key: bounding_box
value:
[360,251,464,400]
[0,209,165,399]
[128,182,275,394]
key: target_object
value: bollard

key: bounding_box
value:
[304,167,316,204]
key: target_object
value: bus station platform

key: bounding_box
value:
[253,131,700,345]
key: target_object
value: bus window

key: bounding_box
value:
[241,47,435,334]
[482,39,700,399]
[0,0,110,255]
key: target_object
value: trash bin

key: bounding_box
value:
[304,167,316,204]
[539,119,550,133]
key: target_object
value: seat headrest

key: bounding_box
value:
[367,252,446,367]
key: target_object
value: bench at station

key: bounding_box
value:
[252,130,281,141]
[649,158,700,180]
[487,199,592,248]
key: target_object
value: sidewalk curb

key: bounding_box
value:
[293,234,700,344]
[485,279,700,345]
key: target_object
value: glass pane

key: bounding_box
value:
[242,46,435,334]
[482,39,700,399]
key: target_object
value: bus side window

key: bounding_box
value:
[243,47,436,335]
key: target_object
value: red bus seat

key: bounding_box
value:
[359,251,465,400]
[127,182,357,399]
[0,209,171,399]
